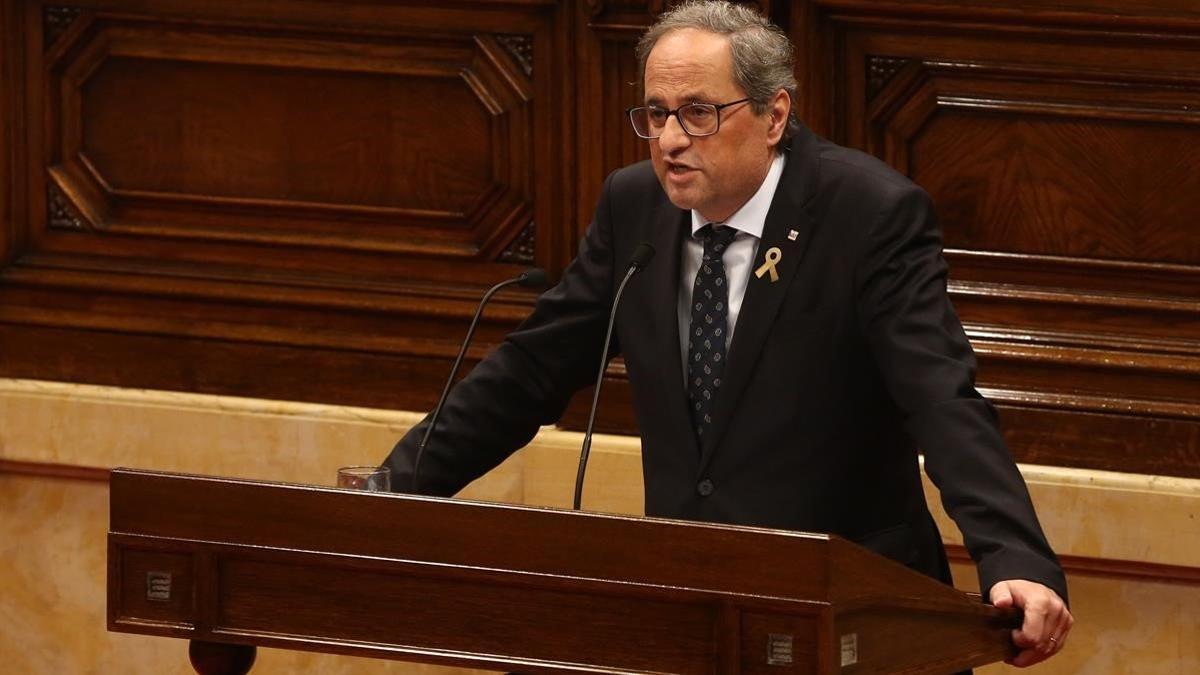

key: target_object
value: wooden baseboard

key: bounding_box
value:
[0,459,110,482]
[946,544,1200,586]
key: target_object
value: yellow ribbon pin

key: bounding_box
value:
[755,246,782,283]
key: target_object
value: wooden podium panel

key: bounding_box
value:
[108,469,1018,674]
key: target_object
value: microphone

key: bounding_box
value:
[573,243,655,510]
[412,268,548,491]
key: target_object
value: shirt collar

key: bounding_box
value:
[690,152,786,239]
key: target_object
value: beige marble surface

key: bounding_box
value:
[0,378,427,487]
[922,459,1200,570]
[2,378,1198,674]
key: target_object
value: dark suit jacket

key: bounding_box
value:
[384,126,1067,602]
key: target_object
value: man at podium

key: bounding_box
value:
[383,0,1072,667]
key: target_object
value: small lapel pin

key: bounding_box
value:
[787,229,799,241]
[755,247,782,283]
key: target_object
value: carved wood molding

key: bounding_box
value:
[866,55,913,102]
[973,342,1200,402]
[0,259,537,324]
[499,222,536,264]
[47,182,90,231]
[495,34,533,77]
[945,250,1200,299]
[588,0,765,21]
[587,0,667,27]
[43,6,82,50]
[812,0,1200,34]
[981,385,1199,421]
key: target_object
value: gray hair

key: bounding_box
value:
[636,0,799,147]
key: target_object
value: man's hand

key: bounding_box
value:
[990,579,1073,667]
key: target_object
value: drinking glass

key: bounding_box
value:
[336,465,391,492]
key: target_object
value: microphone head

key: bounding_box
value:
[630,242,656,270]
[518,268,548,288]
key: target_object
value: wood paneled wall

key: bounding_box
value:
[1,0,1196,478]
[789,0,1200,478]
[0,0,578,410]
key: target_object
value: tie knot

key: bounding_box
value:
[698,224,738,256]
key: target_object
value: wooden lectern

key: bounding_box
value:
[107,469,1018,674]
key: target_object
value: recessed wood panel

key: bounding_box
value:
[82,57,494,215]
[218,556,719,673]
[874,70,1200,265]
[47,20,534,254]
[923,113,1200,263]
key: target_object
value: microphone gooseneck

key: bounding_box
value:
[412,268,548,492]
[573,243,655,510]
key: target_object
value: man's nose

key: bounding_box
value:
[657,114,691,154]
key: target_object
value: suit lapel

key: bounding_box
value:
[700,136,820,470]
[644,200,701,460]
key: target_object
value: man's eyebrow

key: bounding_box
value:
[644,91,715,106]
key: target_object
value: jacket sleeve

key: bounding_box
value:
[381,172,620,497]
[854,185,1068,603]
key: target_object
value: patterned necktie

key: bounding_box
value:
[687,224,738,443]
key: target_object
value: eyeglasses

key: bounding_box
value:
[627,98,751,139]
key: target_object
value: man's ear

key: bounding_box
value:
[766,89,791,145]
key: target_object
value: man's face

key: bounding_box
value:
[643,28,783,223]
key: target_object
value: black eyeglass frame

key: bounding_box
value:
[626,97,752,139]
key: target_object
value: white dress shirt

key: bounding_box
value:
[677,153,787,375]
